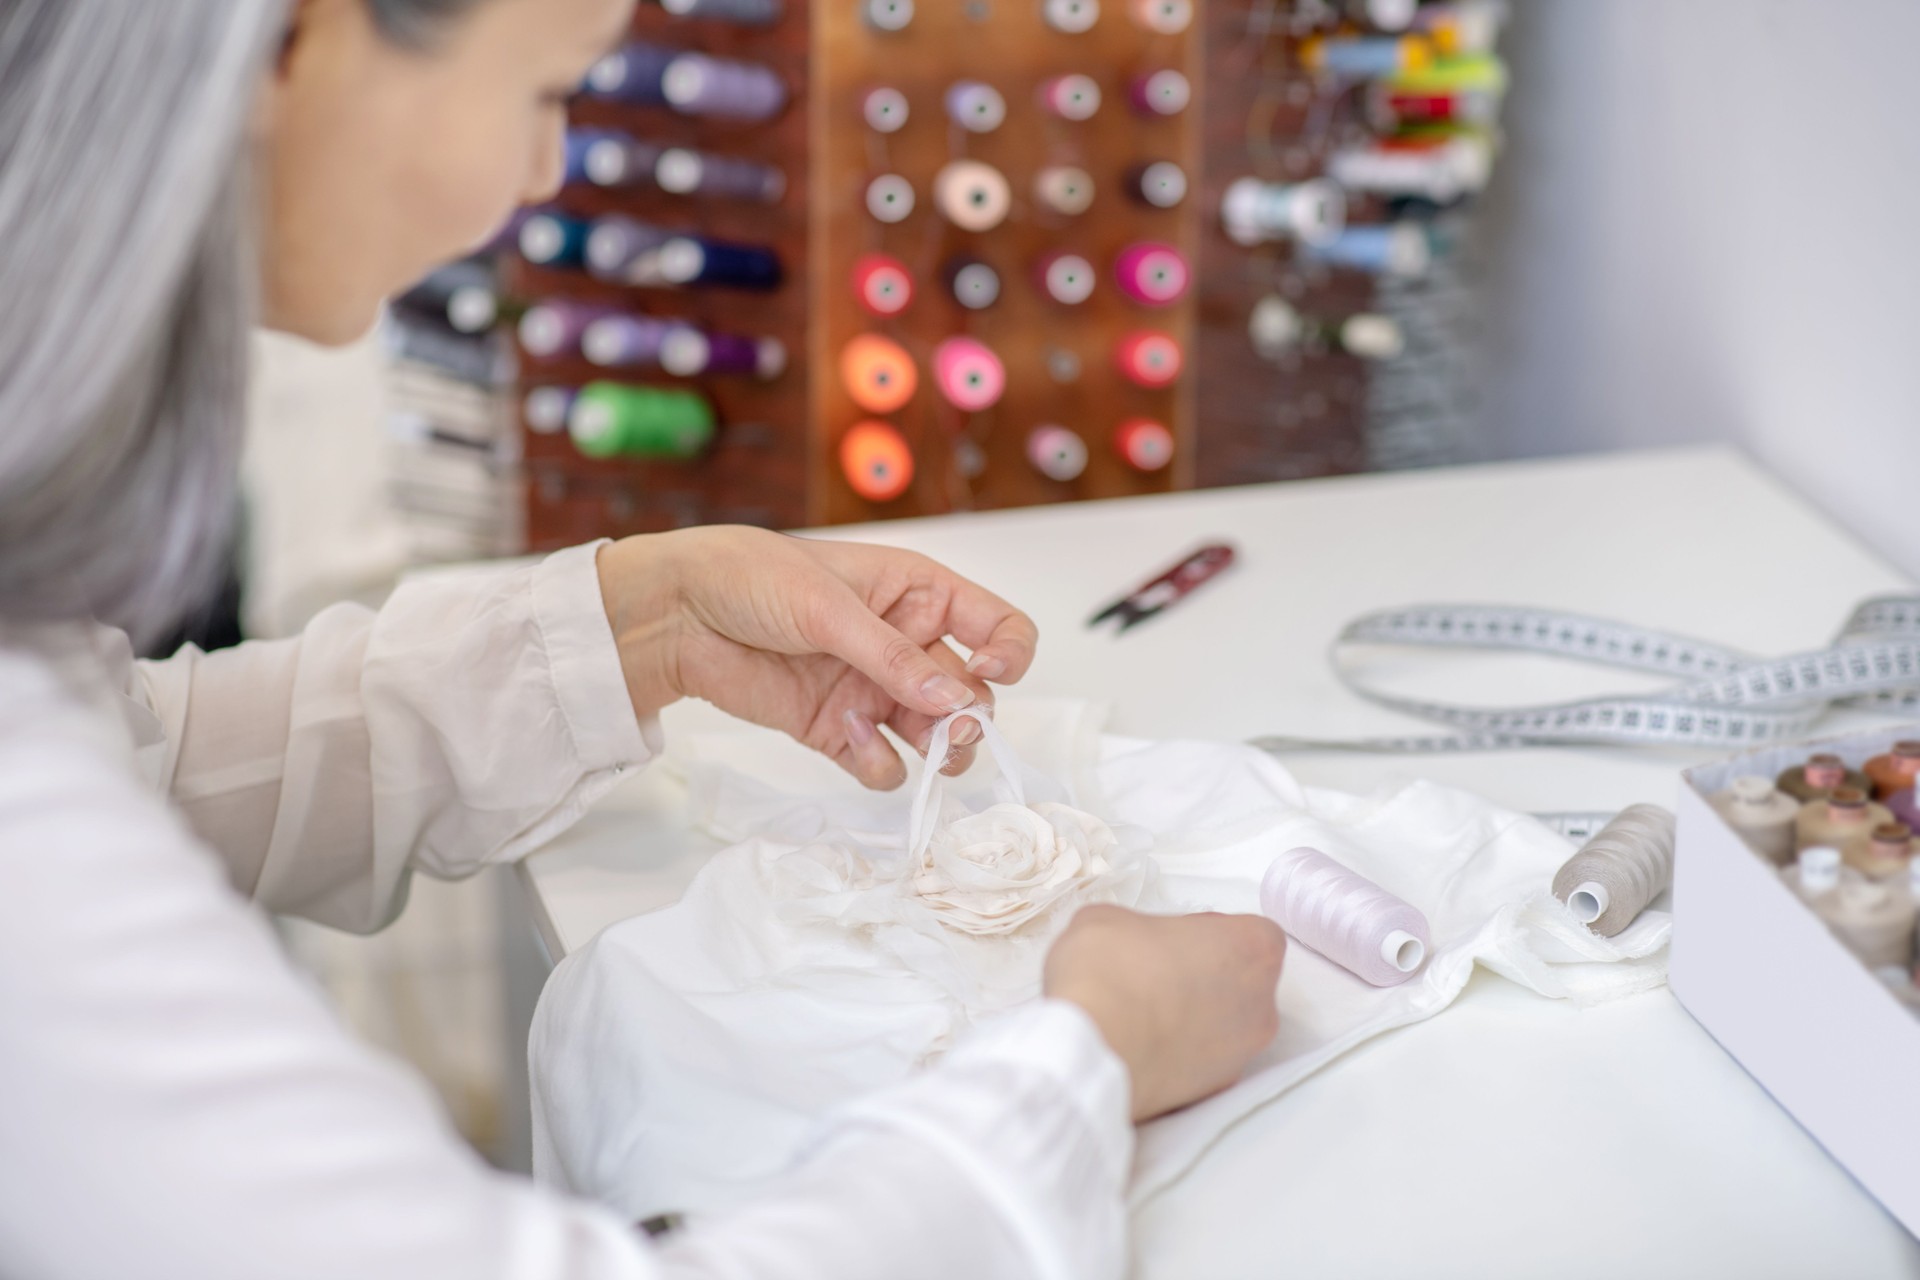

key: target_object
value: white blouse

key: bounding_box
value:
[0,542,1133,1280]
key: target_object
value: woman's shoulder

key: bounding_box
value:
[0,624,150,790]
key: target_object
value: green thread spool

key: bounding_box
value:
[568,382,716,459]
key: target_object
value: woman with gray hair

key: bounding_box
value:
[0,1,1285,1277]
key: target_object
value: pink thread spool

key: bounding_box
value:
[1114,242,1190,307]
[1259,846,1430,987]
[1027,425,1088,481]
[1039,73,1102,121]
[1128,69,1190,116]
[852,252,914,316]
[932,337,1006,412]
[1114,329,1182,387]
[1130,0,1192,33]
[1114,417,1173,472]
[1037,251,1096,305]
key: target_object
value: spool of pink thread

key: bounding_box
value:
[932,336,1006,412]
[1259,846,1431,987]
[1114,242,1190,306]
[1114,329,1183,387]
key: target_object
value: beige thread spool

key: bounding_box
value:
[1794,786,1893,869]
[1860,822,1917,882]
[1776,752,1871,804]
[1782,846,1919,971]
[1551,804,1675,938]
[1710,774,1798,865]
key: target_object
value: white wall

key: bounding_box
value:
[1477,0,1920,580]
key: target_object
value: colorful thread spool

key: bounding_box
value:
[1553,804,1675,938]
[396,261,498,335]
[945,80,1007,134]
[654,149,786,202]
[932,337,1006,412]
[944,256,1001,311]
[1260,846,1429,987]
[863,0,914,30]
[518,301,614,359]
[1042,0,1100,32]
[1037,251,1096,305]
[933,160,1012,231]
[852,253,914,317]
[1413,2,1506,56]
[1039,74,1102,121]
[840,334,918,414]
[585,215,669,281]
[1113,242,1189,307]
[1861,822,1916,881]
[661,0,783,23]
[863,86,910,133]
[567,128,662,190]
[1128,68,1190,116]
[1114,329,1182,388]
[866,173,916,223]
[1300,223,1432,278]
[650,236,782,289]
[1328,137,1491,203]
[583,42,675,106]
[523,387,577,436]
[661,52,787,121]
[1220,177,1346,247]
[1890,785,1920,833]
[1777,753,1872,804]
[1114,417,1173,472]
[1300,34,1433,78]
[1125,161,1187,209]
[840,421,915,503]
[1367,84,1500,130]
[1797,787,1894,869]
[582,314,672,369]
[660,327,786,379]
[1866,741,1920,800]
[568,383,715,460]
[518,211,593,268]
[1710,775,1800,866]
[1352,0,1418,31]
[1033,166,1096,216]
[1026,425,1089,482]
[1129,0,1191,33]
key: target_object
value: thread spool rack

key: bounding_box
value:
[486,0,1502,550]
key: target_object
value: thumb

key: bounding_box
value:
[806,583,979,718]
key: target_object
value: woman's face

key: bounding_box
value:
[258,0,634,344]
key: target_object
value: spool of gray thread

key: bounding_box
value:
[1551,803,1677,937]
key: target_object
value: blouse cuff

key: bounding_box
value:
[949,998,1134,1177]
[532,542,663,771]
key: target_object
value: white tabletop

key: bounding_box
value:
[521,445,1920,1277]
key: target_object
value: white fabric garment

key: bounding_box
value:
[531,699,1672,1218]
[0,543,1133,1280]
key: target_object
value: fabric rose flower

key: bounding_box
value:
[910,801,1120,935]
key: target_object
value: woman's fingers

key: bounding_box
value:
[838,708,909,790]
[803,576,982,718]
[886,641,994,776]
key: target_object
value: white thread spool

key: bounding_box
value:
[1553,804,1676,937]
[866,173,916,223]
[1221,176,1347,247]
[864,0,914,30]
[1042,0,1100,33]
[1033,165,1096,216]
[933,160,1012,231]
[1259,846,1430,987]
[862,86,910,133]
[945,81,1007,133]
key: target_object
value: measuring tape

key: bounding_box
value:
[1251,597,1920,757]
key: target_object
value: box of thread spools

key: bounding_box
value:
[1671,731,1920,1233]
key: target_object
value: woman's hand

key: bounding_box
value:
[595,527,1039,788]
[1044,905,1286,1122]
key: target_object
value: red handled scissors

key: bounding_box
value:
[1087,543,1238,633]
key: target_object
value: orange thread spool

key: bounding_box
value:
[1114,329,1184,388]
[840,334,918,414]
[840,420,915,502]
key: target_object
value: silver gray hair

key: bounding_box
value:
[0,0,492,649]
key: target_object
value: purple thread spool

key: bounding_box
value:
[582,314,671,369]
[1890,786,1920,832]
[582,42,675,106]
[945,80,1007,133]
[573,130,664,190]
[661,0,784,25]
[1259,846,1430,987]
[662,53,788,121]
[654,148,786,203]
[1113,241,1189,307]
[518,212,592,269]
[586,215,671,281]
[518,301,615,360]
[654,236,783,289]
[660,327,784,378]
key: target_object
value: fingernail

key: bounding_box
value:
[965,653,1006,680]
[920,674,976,712]
[952,719,982,746]
[843,708,876,747]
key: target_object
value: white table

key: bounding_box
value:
[521,446,1920,1277]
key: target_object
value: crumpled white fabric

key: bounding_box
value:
[530,698,1670,1220]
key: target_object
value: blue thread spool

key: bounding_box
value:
[653,236,783,289]
[1300,223,1433,278]
[661,53,787,121]
[582,42,676,106]
[660,0,784,25]
[518,212,592,269]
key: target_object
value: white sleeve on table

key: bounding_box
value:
[135,541,657,932]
